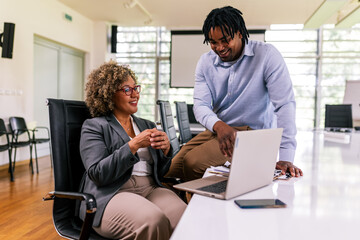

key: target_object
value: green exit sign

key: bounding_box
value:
[64,13,72,22]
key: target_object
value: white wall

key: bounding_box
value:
[91,21,108,69]
[0,0,107,165]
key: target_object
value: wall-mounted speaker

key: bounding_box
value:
[0,22,15,59]
[111,25,117,53]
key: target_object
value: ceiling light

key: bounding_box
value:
[123,0,152,24]
[304,0,348,29]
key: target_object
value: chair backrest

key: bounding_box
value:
[156,100,180,155]
[47,98,107,239]
[175,101,192,144]
[9,117,30,137]
[0,118,7,137]
[187,104,198,124]
[0,118,10,148]
[325,104,353,128]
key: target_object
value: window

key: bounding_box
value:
[266,27,318,130]
[114,27,193,122]
[321,26,360,127]
[266,24,360,130]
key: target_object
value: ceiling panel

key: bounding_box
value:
[58,0,329,28]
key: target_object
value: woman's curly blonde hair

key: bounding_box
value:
[85,60,137,117]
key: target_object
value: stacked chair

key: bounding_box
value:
[0,116,52,181]
[8,117,34,174]
[9,116,51,175]
[0,118,13,181]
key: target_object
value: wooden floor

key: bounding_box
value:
[0,156,61,239]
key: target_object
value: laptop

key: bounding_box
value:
[173,128,283,200]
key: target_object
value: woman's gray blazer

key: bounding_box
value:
[79,114,173,227]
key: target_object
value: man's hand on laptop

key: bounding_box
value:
[213,121,237,158]
[276,161,303,177]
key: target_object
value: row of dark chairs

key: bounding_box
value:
[156,100,193,156]
[0,117,51,181]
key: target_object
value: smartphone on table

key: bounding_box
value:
[234,199,286,209]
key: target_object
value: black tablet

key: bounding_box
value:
[234,199,286,209]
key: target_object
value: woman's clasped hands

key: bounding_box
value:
[129,128,170,156]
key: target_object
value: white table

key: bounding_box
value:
[171,130,360,240]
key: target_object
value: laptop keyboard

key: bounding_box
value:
[197,180,228,194]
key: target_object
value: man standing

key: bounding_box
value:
[166,6,302,181]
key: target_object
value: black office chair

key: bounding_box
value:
[43,98,110,240]
[8,117,35,174]
[156,100,181,156]
[156,100,187,201]
[325,104,353,129]
[0,118,13,181]
[186,103,198,124]
[175,101,192,144]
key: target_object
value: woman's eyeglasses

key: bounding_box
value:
[117,85,141,96]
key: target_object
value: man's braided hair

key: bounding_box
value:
[202,6,249,45]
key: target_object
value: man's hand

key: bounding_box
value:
[276,161,303,177]
[213,121,237,158]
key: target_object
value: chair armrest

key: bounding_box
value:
[12,128,30,132]
[0,130,11,142]
[9,128,31,139]
[43,191,97,240]
[43,191,97,212]
[0,130,12,135]
[32,126,51,138]
[35,126,50,131]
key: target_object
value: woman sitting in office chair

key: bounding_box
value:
[79,60,186,240]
